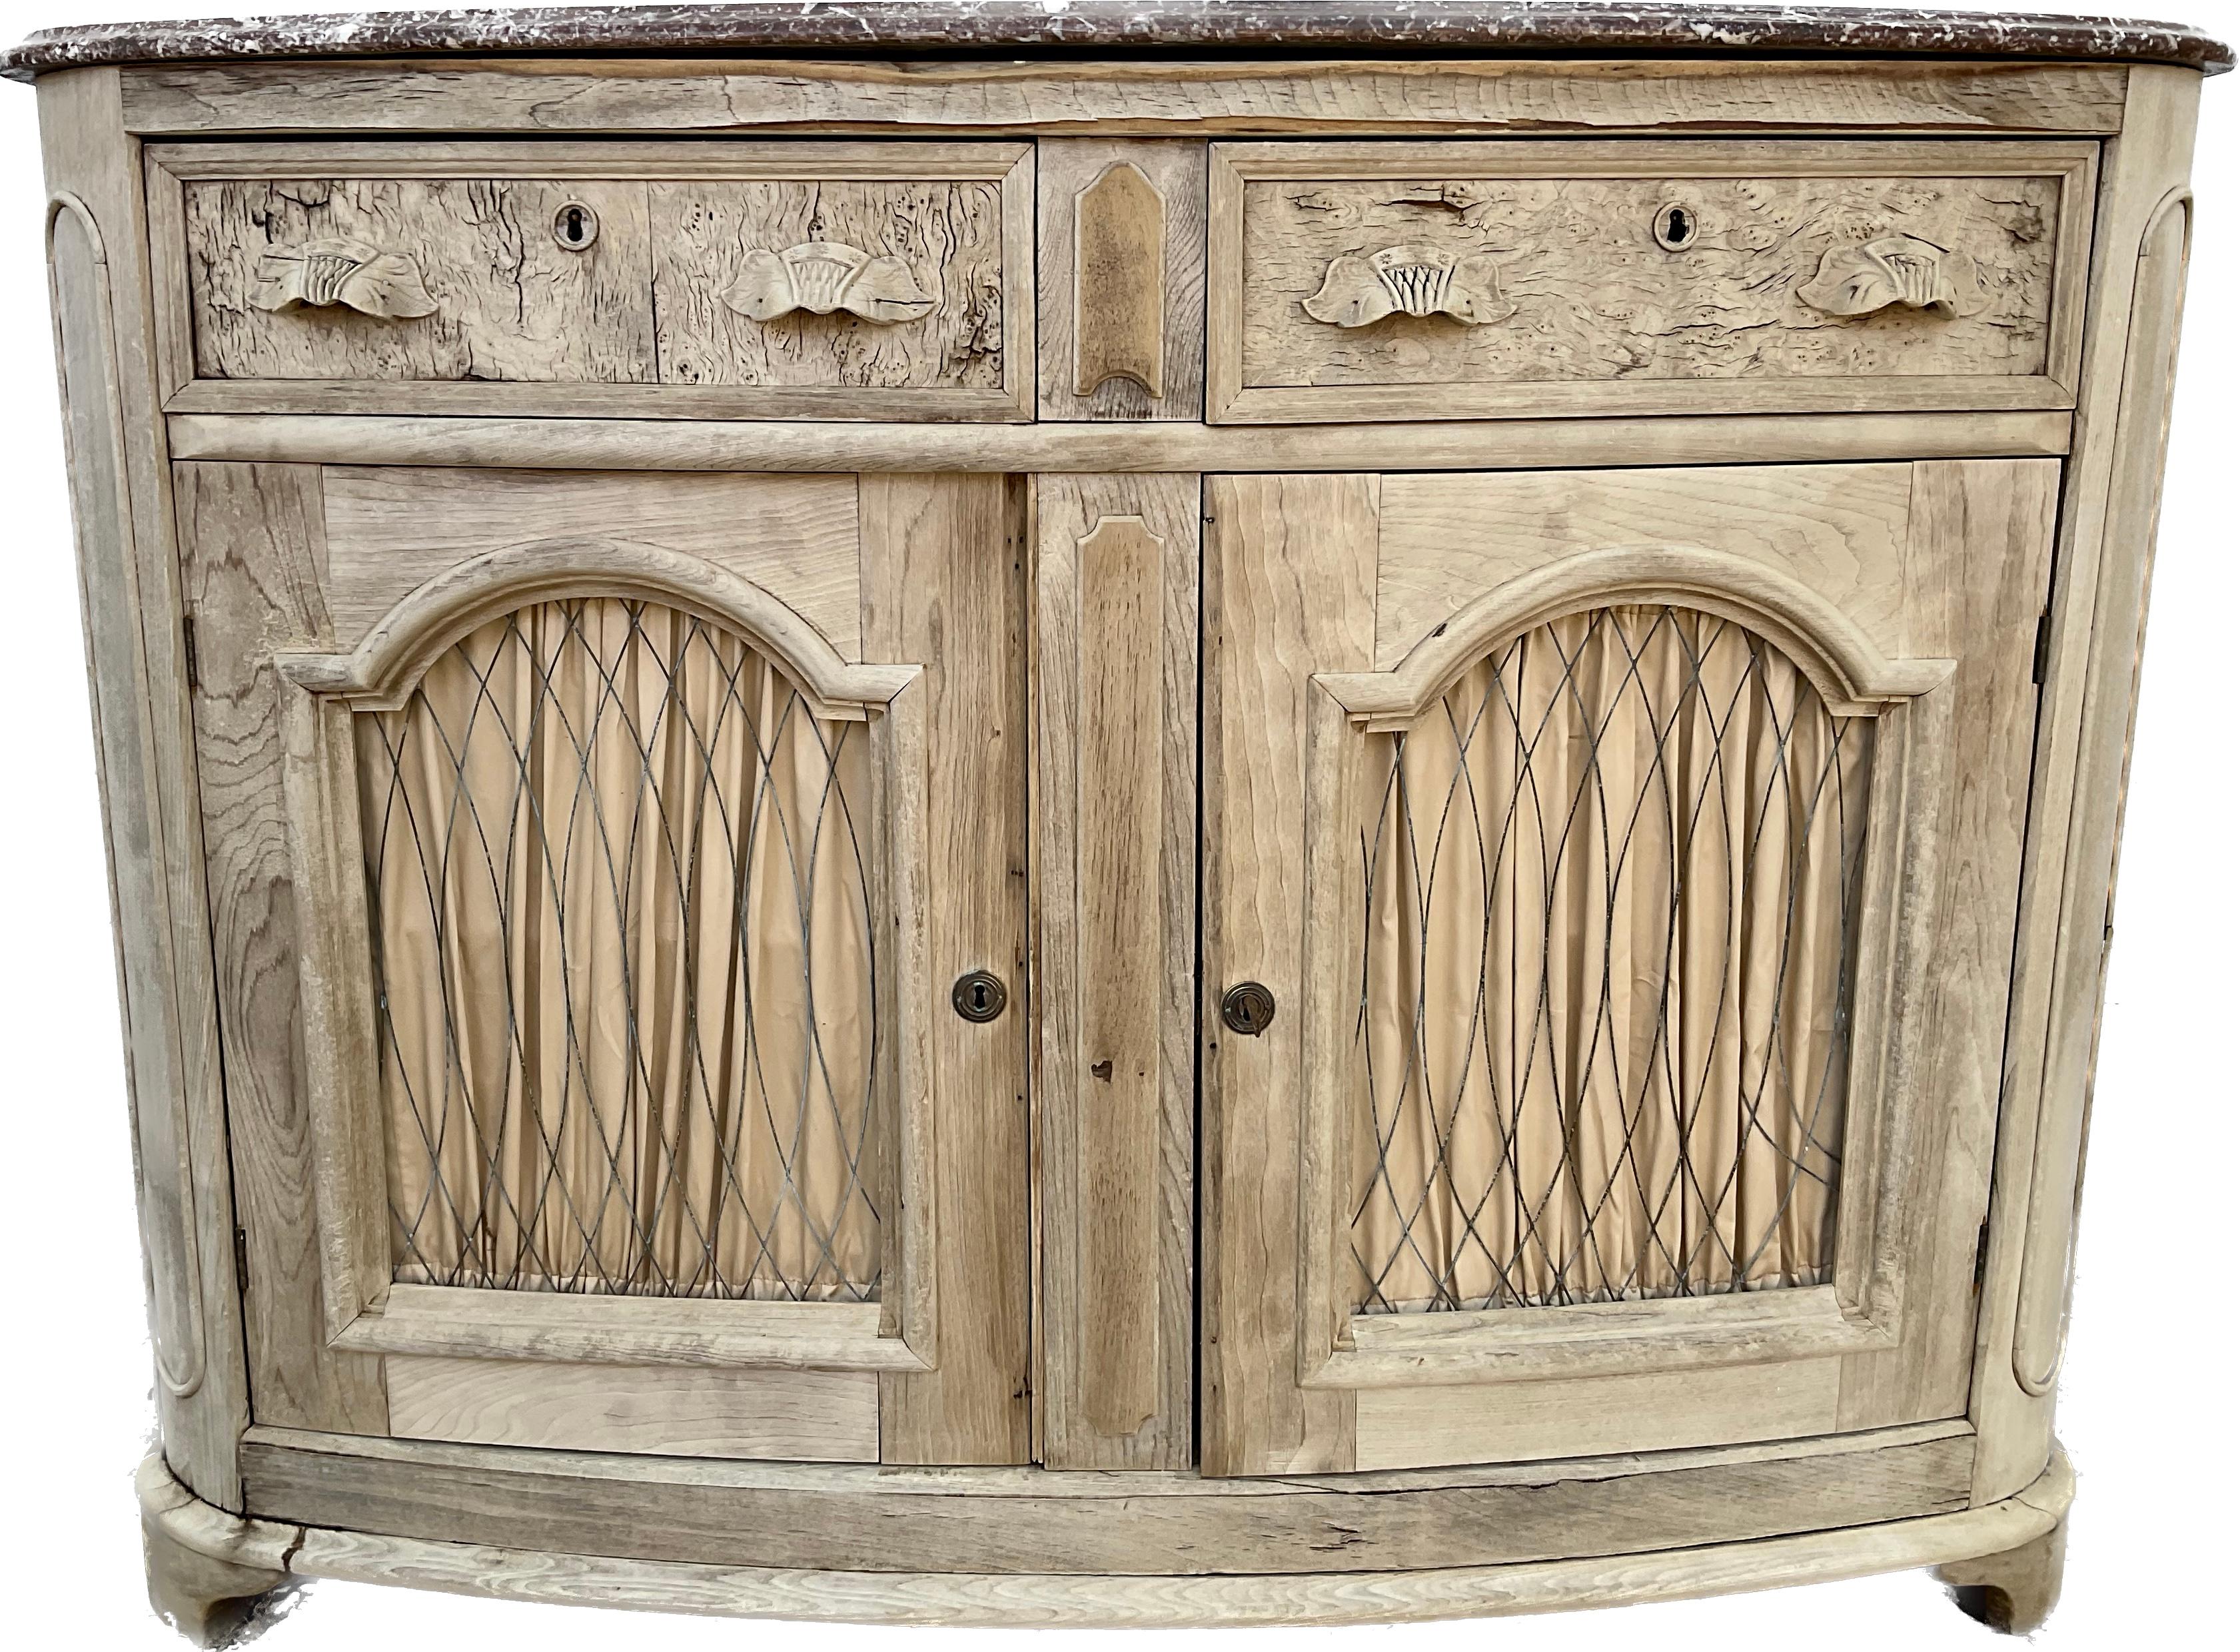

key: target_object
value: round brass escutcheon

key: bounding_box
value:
[1220,981,1277,1037]
[1652,201,1700,252]
[951,970,1008,1024]
[553,201,601,251]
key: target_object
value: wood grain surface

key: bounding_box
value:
[240,1420,1972,1575]
[652,179,1007,390]
[184,177,657,383]
[116,57,2133,139]
[861,474,1035,1465]
[1033,475,1199,1469]
[317,466,861,654]
[173,460,389,1438]
[386,1357,881,1461]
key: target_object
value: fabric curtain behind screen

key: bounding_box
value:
[1353,606,1872,1314]
[356,596,881,1302]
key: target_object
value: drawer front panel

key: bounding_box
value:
[1210,141,2095,424]
[149,142,1036,420]
[181,176,658,385]
[650,179,1009,394]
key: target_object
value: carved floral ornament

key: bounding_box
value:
[251,238,438,319]
[1304,244,1515,328]
[1302,230,1993,332]
[1798,234,1992,319]
[721,240,936,324]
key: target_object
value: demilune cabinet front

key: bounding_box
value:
[25,7,2214,1635]
[190,452,2054,1477]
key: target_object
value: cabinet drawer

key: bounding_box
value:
[1209,141,2095,425]
[147,142,1035,420]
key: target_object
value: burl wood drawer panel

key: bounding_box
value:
[146,141,1036,420]
[1208,140,2096,425]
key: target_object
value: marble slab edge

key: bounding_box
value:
[2,3,2233,85]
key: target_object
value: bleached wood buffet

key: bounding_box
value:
[8,2,2225,1641]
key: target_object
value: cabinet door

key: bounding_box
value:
[1201,462,2055,1474]
[180,464,1031,1464]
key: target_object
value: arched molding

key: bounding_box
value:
[275,538,915,716]
[1317,546,1954,725]
[271,536,938,1370]
[46,189,110,267]
[49,187,213,1405]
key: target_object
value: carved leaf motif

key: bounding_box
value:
[1798,235,1992,320]
[721,240,937,324]
[1303,244,1516,328]
[251,237,438,319]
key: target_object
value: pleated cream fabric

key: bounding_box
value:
[356,598,881,1302]
[1353,606,1870,1314]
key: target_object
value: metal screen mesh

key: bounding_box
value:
[1353,605,1871,1314]
[356,597,881,1302]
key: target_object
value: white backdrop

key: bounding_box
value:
[0,3,2231,1648]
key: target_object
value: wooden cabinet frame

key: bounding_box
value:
[21,24,2217,1633]
[269,540,944,1377]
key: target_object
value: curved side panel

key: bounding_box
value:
[2011,189,2195,1398]
[47,192,207,1404]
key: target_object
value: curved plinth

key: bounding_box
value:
[137,1446,2075,1631]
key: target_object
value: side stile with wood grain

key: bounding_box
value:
[1969,61,2203,1507]
[862,473,1036,1465]
[1032,474,1199,1468]
[38,64,253,1509]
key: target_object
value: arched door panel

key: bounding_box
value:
[1202,461,2057,1475]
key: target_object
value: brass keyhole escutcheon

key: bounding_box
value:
[1652,201,1700,252]
[553,201,600,251]
[1221,982,1276,1036]
[951,970,1007,1024]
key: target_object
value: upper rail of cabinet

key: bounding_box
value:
[61,51,2179,141]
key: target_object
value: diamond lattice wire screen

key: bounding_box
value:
[1353,604,1873,1315]
[356,596,881,1302]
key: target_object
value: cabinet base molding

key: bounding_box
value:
[1937,1516,2069,1635]
[138,1445,2073,1631]
[138,1458,293,1647]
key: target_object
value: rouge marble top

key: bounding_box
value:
[2,3,2230,83]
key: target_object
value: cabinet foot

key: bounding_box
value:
[1936,1516,2067,1635]
[143,1511,290,1647]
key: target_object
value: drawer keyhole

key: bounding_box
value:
[553,202,600,251]
[1652,203,1700,252]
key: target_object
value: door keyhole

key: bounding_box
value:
[952,970,1007,1023]
[1221,981,1277,1037]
